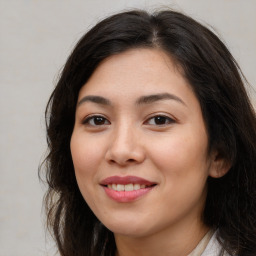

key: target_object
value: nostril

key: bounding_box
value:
[108,158,136,165]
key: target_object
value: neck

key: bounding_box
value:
[114,219,209,256]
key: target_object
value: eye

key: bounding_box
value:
[82,115,110,126]
[145,115,175,126]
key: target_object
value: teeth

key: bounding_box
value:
[107,183,149,191]
[116,184,124,191]
[125,184,133,191]
[134,184,140,190]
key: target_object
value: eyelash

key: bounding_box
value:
[82,115,110,126]
[82,114,175,127]
[144,115,175,126]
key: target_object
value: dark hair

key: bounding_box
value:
[40,9,256,256]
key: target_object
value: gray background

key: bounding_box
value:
[0,0,255,255]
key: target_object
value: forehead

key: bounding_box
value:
[78,48,195,106]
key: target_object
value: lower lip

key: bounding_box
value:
[103,186,154,202]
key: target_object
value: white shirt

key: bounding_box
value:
[189,230,231,256]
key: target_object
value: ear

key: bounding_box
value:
[208,151,231,178]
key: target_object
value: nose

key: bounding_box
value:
[105,123,145,166]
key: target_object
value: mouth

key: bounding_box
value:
[100,176,157,202]
[105,183,155,191]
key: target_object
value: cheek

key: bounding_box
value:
[148,128,210,179]
[70,133,103,173]
[70,133,103,198]
[149,132,210,212]
[70,134,101,207]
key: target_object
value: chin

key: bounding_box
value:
[102,218,155,238]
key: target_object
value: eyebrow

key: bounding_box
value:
[77,93,186,107]
[136,93,186,106]
[77,95,111,106]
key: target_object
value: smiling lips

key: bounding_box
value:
[100,176,156,202]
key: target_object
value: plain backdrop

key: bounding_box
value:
[0,0,255,255]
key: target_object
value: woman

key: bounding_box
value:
[41,9,256,256]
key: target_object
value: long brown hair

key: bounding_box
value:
[40,9,256,256]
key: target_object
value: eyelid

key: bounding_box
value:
[82,114,111,126]
[80,113,176,127]
[144,113,176,126]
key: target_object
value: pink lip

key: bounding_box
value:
[100,176,156,203]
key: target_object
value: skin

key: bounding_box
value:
[70,48,227,256]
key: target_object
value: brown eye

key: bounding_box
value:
[83,115,110,126]
[146,115,175,126]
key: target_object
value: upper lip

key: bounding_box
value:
[100,176,156,186]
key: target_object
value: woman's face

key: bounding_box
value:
[71,48,219,238]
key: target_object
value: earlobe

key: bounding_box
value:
[208,152,231,178]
